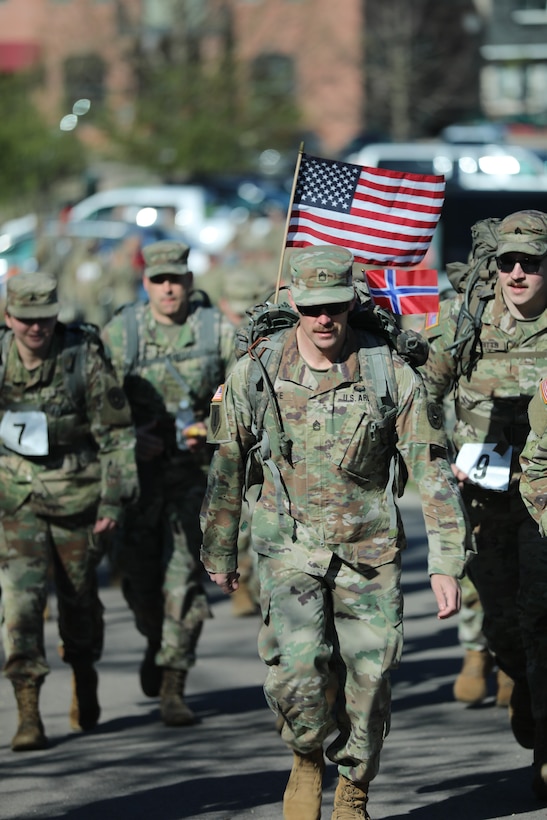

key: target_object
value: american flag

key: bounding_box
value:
[286,153,445,267]
[364,269,440,315]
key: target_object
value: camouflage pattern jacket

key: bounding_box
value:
[520,380,547,534]
[0,324,137,521]
[421,279,547,486]
[102,300,235,487]
[200,325,470,579]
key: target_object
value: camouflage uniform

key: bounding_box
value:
[420,211,547,795]
[0,271,136,749]
[201,247,469,802]
[102,241,234,723]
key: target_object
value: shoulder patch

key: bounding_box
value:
[107,386,127,410]
[541,379,547,405]
[424,312,439,330]
[212,383,224,402]
[427,402,443,430]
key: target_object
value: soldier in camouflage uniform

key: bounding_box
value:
[420,210,547,801]
[518,380,547,799]
[200,246,470,820]
[102,240,234,727]
[0,272,137,751]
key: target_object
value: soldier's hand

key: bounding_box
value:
[183,420,208,453]
[136,421,165,461]
[451,462,469,489]
[430,574,461,619]
[208,571,240,594]
[93,517,117,534]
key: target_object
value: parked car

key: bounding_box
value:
[67,185,238,255]
[344,141,547,192]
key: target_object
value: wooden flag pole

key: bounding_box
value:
[273,141,305,304]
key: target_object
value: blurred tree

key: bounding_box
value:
[108,1,301,178]
[364,0,484,140]
[0,72,86,212]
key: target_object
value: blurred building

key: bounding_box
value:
[4,2,545,157]
[0,0,141,139]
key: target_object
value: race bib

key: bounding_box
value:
[0,411,49,456]
[455,442,512,492]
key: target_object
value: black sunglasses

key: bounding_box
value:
[496,255,545,274]
[296,301,351,317]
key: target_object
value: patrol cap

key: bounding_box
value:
[6,272,59,319]
[142,240,190,279]
[290,245,354,306]
[496,210,547,258]
[222,270,268,315]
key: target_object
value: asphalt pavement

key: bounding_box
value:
[1,489,546,820]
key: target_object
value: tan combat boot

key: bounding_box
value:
[159,668,196,726]
[332,775,371,819]
[453,649,494,704]
[283,748,324,820]
[69,663,100,731]
[495,668,514,708]
[11,680,47,751]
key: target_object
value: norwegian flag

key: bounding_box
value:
[364,268,440,315]
[286,153,445,267]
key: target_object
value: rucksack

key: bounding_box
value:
[444,217,500,379]
[117,292,224,392]
[234,281,427,512]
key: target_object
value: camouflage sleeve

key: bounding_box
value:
[519,380,547,534]
[100,315,126,383]
[418,297,461,404]
[394,356,472,577]
[83,336,138,523]
[200,357,255,573]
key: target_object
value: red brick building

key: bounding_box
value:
[0,0,141,133]
[0,0,365,156]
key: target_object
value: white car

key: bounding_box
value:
[345,142,547,192]
[68,185,238,258]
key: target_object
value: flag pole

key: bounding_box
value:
[273,141,305,303]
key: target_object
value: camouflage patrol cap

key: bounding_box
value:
[142,240,191,278]
[290,245,354,306]
[222,270,268,315]
[6,272,59,319]
[496,210,547,258]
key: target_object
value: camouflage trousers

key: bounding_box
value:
[257,551,403,785]
[115,481,212,671]
[463,485,547,719]
[457,573,487,652]
[0,502,104,682]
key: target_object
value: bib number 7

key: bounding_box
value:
[0,411,49,456]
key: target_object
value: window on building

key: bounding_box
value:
[251,54,295,99]
[64,54,106,115]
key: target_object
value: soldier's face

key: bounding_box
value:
[289,293,354,363]
[143,272,192,323]
[498,254,547,319]
[5,313,57,357]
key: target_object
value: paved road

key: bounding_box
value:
[1,490,545,820]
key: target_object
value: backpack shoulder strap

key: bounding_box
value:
[0,326,12,391]
[119,302,144,377]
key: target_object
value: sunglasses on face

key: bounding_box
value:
[496,255,545,274]
[296,301,351,317]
